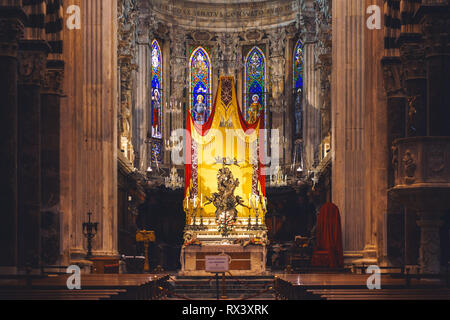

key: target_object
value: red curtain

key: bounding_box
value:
[311,202,344,268]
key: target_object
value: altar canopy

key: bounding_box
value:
[184,76,266,219]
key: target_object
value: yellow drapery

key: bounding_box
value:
[185,77,265,218]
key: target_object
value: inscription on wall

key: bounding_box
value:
[153,0,297,20]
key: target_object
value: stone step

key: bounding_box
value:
[176,276,274,280]
[169,275,276,300]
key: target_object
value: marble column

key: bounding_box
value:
[399,36,427,137]
[17,39,49,270]
[267,27,287,166]
[417,212,444,274]
[170,25,187,143]
[418,4,450,136]
[363,0,388,263]
[332,0,366,262]
[0,4,25,274]
[135,21,150,172]
[303,41,320,170]
[382,56,410,265]
[41,63,64,209]
[40,61,64,265]
[60,0,118,263]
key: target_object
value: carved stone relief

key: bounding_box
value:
[18,50,47,86]
[267,27,286,102]
[215,32,242,76]
[118,0,138,162]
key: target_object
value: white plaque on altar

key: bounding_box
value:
[205,255,230,273]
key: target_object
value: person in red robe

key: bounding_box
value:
[311,202,344,269]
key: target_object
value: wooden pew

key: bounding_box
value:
[0,274,169,300]
[307,288,450,300]
[0,289,126,300]
[274,273,449,300]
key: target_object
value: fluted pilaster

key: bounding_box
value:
[60,0,118,263]
[332,0,366,260]
[0,4,25,273]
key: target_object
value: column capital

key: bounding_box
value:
[18,40,50,86]
[0,7,26,57]
[41,60,65,96]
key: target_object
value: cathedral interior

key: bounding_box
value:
[0,0,449,301]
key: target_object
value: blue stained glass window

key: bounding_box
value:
[244,46,266,124]
[293,40,304,90]
[189,47,211,125]
[293,40,304,136]
[151,40,163,139]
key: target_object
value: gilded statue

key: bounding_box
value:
[205,167,247,221]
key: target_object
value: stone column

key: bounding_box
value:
[41,63,64,208]
[332,0,366,262]
[417,212,444,274]
[17,40,49,270]
[0,5,25,274]
[316,0,332,153]
[303,42,320,170]
[170,26,187,167]
[300,0,321,172]
[267,27,287,165]
[61,0,118,262]
[382,57,410,265]
[418,4,450,136]
[399,36,427,137]
[135,19,150,172]
[40,61,64,265]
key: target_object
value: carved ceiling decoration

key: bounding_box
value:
[244,29,264,42]
[145,0,298,31]
[192,30,213,42]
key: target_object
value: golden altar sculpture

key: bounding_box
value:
[181,76,268,275]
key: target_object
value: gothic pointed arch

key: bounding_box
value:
[244,46,266,124]
[151,39,163,141]
[189,46,212,125]
[293,39,304,171]
[293,39,304,136]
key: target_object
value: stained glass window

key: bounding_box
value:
[244,46,266,124]
[293,40,304,136]
[189,47,212,125]
[151,39,163,139]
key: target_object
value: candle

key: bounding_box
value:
[201,194,203,207]
[249,194,251,207]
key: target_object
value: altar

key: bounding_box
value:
[181,76,268,275]
[180,245,267,276]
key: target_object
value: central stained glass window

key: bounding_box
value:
[293,39,304,136]
[244,46,266,125]
[151,39,163,139]
[189,47,212,125]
